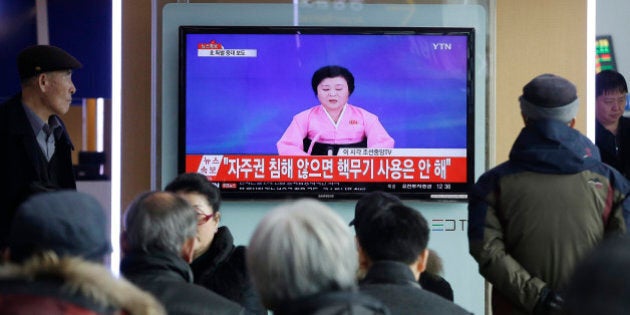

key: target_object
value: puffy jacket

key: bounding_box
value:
[468,120,630,314]
[0,253,165,315]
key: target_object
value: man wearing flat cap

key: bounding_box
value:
[0,45,82,249]
[468,74,630,315]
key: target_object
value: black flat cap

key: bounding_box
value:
[522,73,577,108]
[9,191,111,263]
[17,45,83,80]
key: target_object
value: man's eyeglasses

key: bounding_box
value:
[196,211,214,225]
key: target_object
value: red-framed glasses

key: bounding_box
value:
[196,211,214,225]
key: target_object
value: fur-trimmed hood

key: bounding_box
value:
[0,252,165,315]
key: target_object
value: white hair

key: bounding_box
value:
[247,199,358,310]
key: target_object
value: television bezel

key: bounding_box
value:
[177,25,475,201]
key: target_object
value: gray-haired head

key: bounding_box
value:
[247,199,358,311]
[123,191,197,255]
[519,73,579,124]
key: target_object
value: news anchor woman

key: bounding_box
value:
[277,65,394,156]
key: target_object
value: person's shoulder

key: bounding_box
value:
[230,245,247,263]
[294,105,320,117]
[415,289,471,314]
[360,283,470,315]
[473,160,515,187]
[170,281,245,314]
[346,104,376,116]
[419,272,454,301]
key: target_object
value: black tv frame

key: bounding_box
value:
[178,25,475,201]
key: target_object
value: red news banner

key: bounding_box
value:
[186,149,467,183]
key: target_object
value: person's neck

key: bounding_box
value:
[324,105,344,123]
[193,240,212,260]
[22,90,51,123]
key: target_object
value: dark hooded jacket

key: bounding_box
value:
[191,226,266,314]
[468,120,630,314]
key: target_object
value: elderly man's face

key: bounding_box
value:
[41,70,76,116]
[596,90,627,127]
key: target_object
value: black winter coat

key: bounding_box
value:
[273,290,390,315]
[120,250,245,315]
[0,93,76,248]
[360,261,471,315]
[191,226,266,314]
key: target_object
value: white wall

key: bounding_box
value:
[597,0,630,79]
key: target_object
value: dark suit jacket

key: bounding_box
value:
[0,93,76,247]
[359,261,472,315]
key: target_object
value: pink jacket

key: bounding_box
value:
[277,104,394,155]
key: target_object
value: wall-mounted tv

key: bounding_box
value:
[179,25,474,201]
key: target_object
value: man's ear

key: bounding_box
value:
[569,118,576,128]
[356,240,372,272]
[37,73,48,92]
[413,249,430,278]
[180,237,196,263]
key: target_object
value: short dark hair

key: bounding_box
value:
[164,173,221,213]
[311,65,355,96]
[356,203,429,264]
[350,191,401,232]
[596,70,628,97]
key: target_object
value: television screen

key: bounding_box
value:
[179,26,475,200]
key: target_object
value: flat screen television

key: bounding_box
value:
[179,25,475,201]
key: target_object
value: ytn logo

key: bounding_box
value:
[432,43,452,50]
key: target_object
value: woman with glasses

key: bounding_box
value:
[165,172,266,314]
